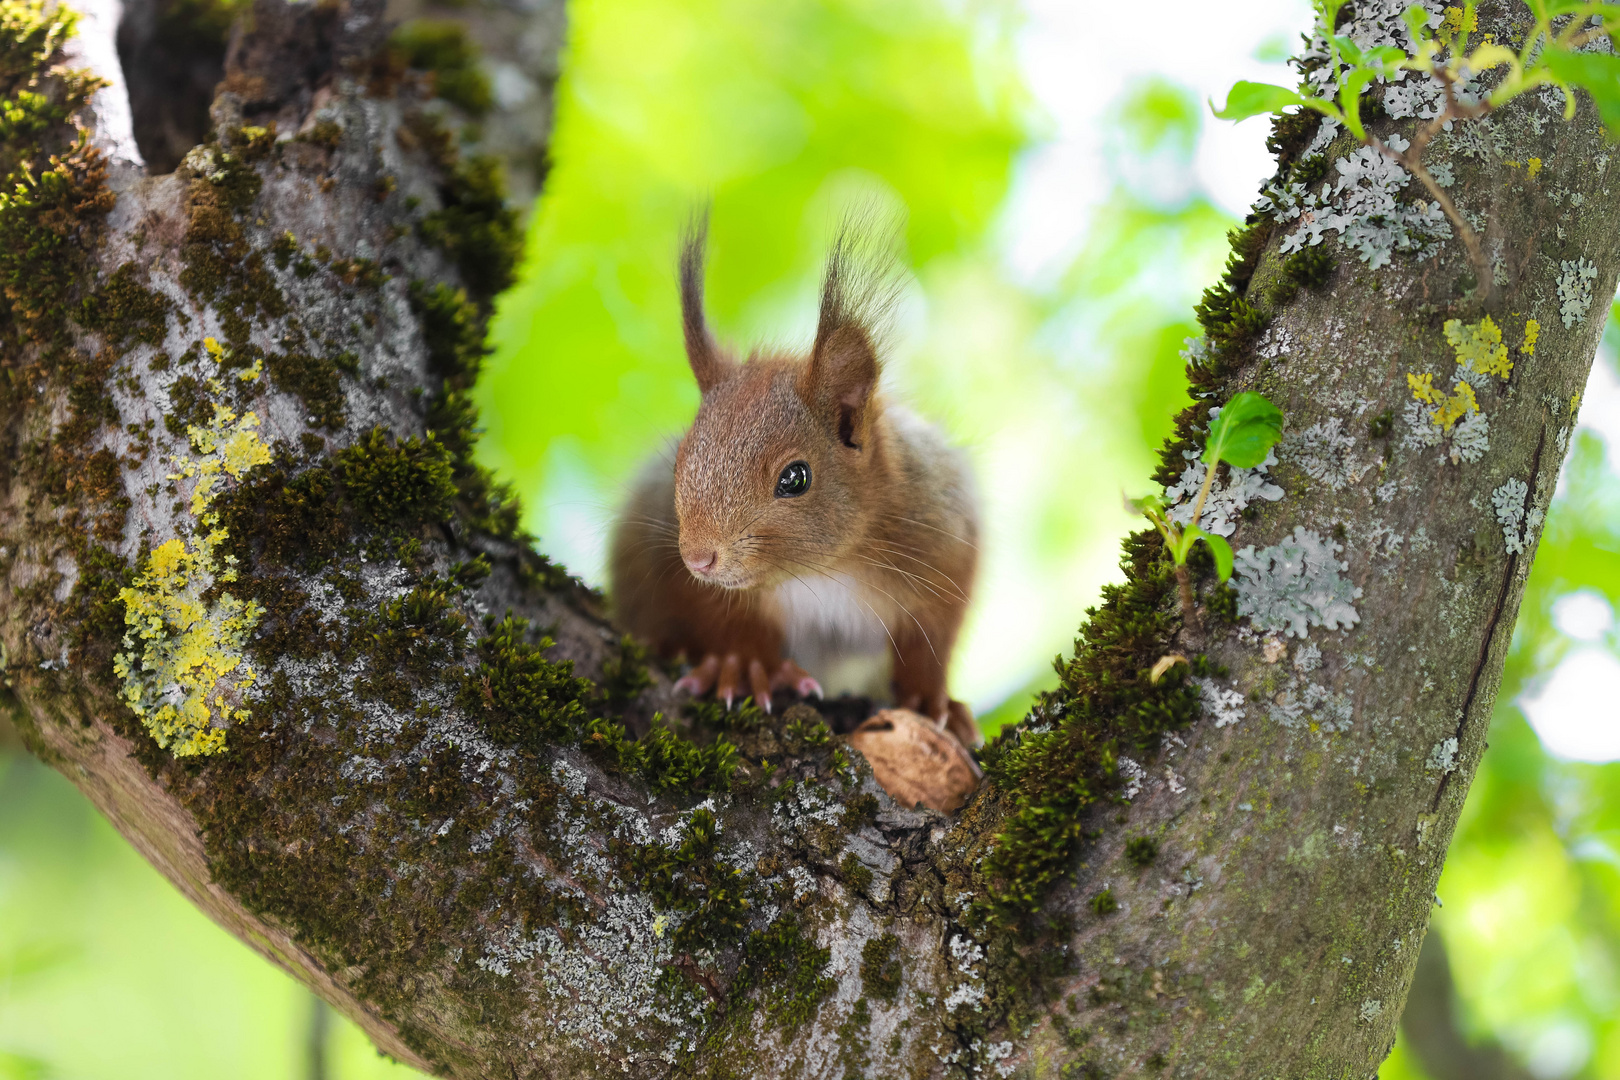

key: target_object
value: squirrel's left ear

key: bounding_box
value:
[801,244,880,450]
[802,323,877,450]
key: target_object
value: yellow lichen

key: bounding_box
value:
[1528,157,1542,178]
[114,384,271,757]
[1408,371,1478,432]
[1430,381,1478,431]
[1444,315,1512,379]
[1521,318,1539,356]
[1437,4,1475,41]
[1407,371,1441,405]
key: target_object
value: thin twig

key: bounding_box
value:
[1367,67,1495,302]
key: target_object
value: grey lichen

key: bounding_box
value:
[1425,737,1459,773]
[1558,257,1598,328]
[1491,476,1543,555]
[1165,448,1284,536]
[1234,527,1363,638]
[1280,417,1366,491]
[1196,677,1247,728]
[1259,135,1451,269]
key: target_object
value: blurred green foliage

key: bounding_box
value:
[476,0,1027,553]
[0,0,1617,1075]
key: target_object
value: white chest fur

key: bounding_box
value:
[771,573,893,696]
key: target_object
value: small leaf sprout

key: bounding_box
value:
[1213,0,1620,300]
[1132,392,1284,630]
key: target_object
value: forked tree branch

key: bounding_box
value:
[1,0,1614,1076]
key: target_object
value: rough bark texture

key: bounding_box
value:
[0,0,1613,1076]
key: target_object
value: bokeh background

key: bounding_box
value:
[3,0,1618,1075]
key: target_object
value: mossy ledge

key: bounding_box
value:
[4,0,1619,1075]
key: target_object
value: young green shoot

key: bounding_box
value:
[1214,0,1620,300]
[1133,392,1284,632]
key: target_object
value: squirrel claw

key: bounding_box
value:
[748,659,772,714]
[674,654,721,697]
[716,653,742,710]
[771,660,822,701]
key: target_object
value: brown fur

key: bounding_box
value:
[610,222,979,731]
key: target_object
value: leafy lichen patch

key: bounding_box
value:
[114,394,271,756]
[1233,526,1362,639]
[1491,476,1542,555]
[1557,257,1597,328]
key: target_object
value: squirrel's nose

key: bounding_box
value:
[683,549,718,576]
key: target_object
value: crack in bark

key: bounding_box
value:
[1431,417,1550,813]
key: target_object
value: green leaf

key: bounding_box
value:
[1541,0,1620,17]
[1543,48,1620,134]
[1202,391,1285,469]
[1197,531,1235,582]
[1338,68,1380,138]
[1402,3,1431,41]
[1212,81,1310,121]
[1367,45,1408,68]
[1333,34,1365,65]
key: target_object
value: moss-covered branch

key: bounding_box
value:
[1,0,1614,1075]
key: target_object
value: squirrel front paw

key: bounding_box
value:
[674,653,823,714]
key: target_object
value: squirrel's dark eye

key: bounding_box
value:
[775,460,811,498]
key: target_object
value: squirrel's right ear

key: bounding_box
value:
[680,215,730,395]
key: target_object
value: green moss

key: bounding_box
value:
[1220,222,1270,294]
[263,348,347,430]
[419,153,520,303]
[0,140,114,344]
[859,932,902,1003]
[632,722,740,793]
[838,851,874,895]
[1194,283,1268,367]
[459,614,590,746]
[686,695,771,734]
[974,531,1203,928]
[162,374,214,437]
[0,0,106,286]
[328,257,388,289]
[270,229,298,269]
[1268,247,1335,305]
[1124,836,1158,867]
[1289,151,1329,188]
[77,262,173,347]
[335,426,457,528]
[217,462,343,568]
[366,577,471,677]
[178,151,285,346]
[389,20,493,116]
[627,805,751,950]
[727,916,836,1027]
[1264,107,1318,175]
[1088,888,1118,916]
[409,280,485,387]
[599,633,653,708]
[1206,581,1239,625]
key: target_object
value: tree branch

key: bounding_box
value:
[1,0,1615,1075]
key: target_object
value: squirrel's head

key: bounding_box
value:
[672,222,892,591]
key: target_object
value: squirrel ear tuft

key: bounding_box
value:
[680,212,729,394]
[800,222,894,449]
[805,322,877,449]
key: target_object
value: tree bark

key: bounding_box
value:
[0,0,1613,1076]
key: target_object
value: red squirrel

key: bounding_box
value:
[609,223,981,747]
